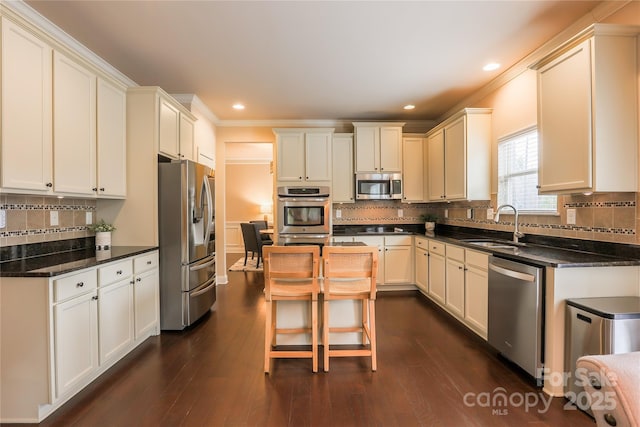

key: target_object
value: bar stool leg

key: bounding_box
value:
[323,298,330,372]
[264,300,272,373]
[312,298,318,373]
[369,299,377,372]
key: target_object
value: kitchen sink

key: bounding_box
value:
[461,239,525,250]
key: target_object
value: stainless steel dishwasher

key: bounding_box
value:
[488,256,544,381]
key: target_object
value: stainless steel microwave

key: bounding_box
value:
[355,173,402,200]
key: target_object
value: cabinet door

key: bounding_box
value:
[97,77,127,197]
[444,116,466,200]
[159,97,180,158]
[427,130,445,201]
[98,279,134,364]
[305,132,332,181]
[54,291,98,397]
[354,126,378,172]
[276,132,305,181]
[379,127,402,172]
[384,245,413,284]
[179,114,195,160]
[415,247,428,293]
[1,18,53,192]
[134,268,159,340]
[538,40,592,193]
[332,134,354,203]
[445,257,465,318]
[53,51,97,195]
[402,137,425,202]
[428,252,446,305]
[356,236,384,284]
[465,265,488,339]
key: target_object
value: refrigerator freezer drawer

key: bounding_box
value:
[184,277,216,326]
[183,255,216,292]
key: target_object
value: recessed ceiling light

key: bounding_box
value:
[483,63,501,71]
[232,103,245,110]
[403,104,415,110]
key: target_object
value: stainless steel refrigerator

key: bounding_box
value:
[158,160,216,330]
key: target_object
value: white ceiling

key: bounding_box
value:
[25,0,604,123]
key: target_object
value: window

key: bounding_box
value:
[497,126,556,213]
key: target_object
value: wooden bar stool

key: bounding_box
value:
[263,245,320,373]
[322,246,378,372]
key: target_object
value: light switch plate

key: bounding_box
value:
[466,209,472,219]
[444,209,448,218]
[487,208,494,220]
[567,208,576,225]
[398,209,403,218]
[0,210,5,229]
[335,209,342,219]
[50,210,59,226]
[86,211,93,224]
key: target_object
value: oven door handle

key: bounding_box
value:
[278,197,328,202]
[281,234,330,239]
[489,263,535,282]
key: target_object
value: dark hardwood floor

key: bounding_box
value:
[17,254,593,427]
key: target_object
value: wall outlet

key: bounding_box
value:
[335,209,342,219]
[0,210,5,229]
[466,209,472,219]
[444,209,448,218]
[86,211,93,224]
[566,208,576,225]
[50,210,59,226]
[398,209,403,218]
[487,208,494,220]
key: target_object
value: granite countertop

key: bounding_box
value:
[1,246,158,277]
[334,224,640,268]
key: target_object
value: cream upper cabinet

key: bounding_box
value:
[179,113,195,161]
[332,133,355,203]
[532,25,638,194]
[159,96,180,158]
[274,128,333,183]
[97,77,127,198]
[353,122,404,173]
[402,136,426,202]
[1,18,53,192]
[53,51,97,196]
[426,109,491,202]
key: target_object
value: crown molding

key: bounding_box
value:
[1,0,137,88]
[217,119,436,133]
[439,0,632,121]
[171,93,220,124]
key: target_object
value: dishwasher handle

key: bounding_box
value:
[489,263,536,282]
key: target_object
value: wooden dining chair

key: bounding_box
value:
[322,245,378,372]
[263,245,320,373]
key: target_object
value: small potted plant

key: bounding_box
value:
[420,214,438,232]
[89,219,115,250]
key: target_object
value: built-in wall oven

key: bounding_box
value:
[277,186,331,250]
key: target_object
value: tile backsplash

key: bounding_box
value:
[0,194,96,247]
[333,192,639,245]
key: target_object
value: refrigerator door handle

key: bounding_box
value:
[203,175,214,248]
[191,277,216,297]
[190,257,216,271]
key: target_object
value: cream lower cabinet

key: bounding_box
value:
[427,241,446,305]
[384,235,414,286]
[0,250,159,423]
[464,250,488,339]
[355,236,385,285]
[414,236,429,294]
[445,245,465,319]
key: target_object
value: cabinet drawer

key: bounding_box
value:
[385,235,413,246]
[465,249,488,270]
[134,251,158,273]
[446,245,465,262]
[98,259,133,286]
[54,269,97,302]
[415,237,428,250]
[429,241,445,256]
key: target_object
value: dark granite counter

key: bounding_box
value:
[1,244,158,277]
[334,224,640,268]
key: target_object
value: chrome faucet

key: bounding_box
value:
[495,204,525,243]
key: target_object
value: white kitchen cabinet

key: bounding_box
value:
[532,26,638,194]
[53,50,97,196]
[53,270,99,398]
[179,113,195,161]
[464,249,488,339]
[384,235,414,286]
[402,136,426,202]
[427,241,446,305]
[426,109,491,202]
[445,244,465,319]
[274,128,333,183]
[355,235,385,286]
[1,17,53,193]
[133,252,160,340]
[332,133,355,203]
[98,259,134,364]
[414,236,429,294]
[353,122,404,173]
[97,77,127,198]
[159,96,180,158]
